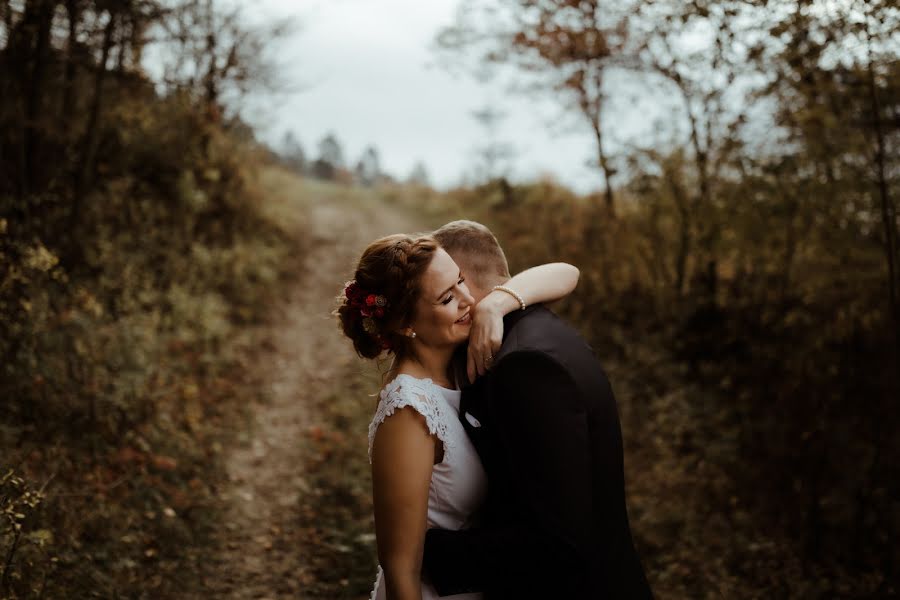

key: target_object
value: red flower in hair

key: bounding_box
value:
[344,281,360,301]
[342,281,390,350]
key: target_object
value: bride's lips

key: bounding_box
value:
[455,311,471,325]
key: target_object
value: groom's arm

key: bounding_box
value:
[422,351,593,596]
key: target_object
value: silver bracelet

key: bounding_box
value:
[492,285,526,311]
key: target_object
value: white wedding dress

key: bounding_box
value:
[367,374,487,600]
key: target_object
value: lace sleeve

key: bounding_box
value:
[367,376,452,464]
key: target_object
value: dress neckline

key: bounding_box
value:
[437,386,462,412]
[391,373,458,392]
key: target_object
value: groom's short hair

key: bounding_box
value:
[433,220,511,285]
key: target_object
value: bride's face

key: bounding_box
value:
[409,248,474,348]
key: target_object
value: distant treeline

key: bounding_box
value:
[275,129,431,188]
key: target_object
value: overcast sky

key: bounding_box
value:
[245,0,662,193]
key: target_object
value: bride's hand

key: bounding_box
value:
[467,299,504,383]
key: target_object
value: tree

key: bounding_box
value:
[74,4,119,216]
[470,104,516,183]
[632,0,751,293]
[317,132,343,167]
[156,0,294,116]
[858,0,900,371]
[719,0,900,580]
[437,0,637,214]
[748,0,899,347]
[21,0,54,195]
[407,161,431,187]
[280,130,306,174]
[311,132,344,180]
[354,144,381,186]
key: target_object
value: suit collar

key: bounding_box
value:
[450,346,471,390]
[502,303,542,330]
[456,305,543,392]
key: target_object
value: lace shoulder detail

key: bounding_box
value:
[367,375,452,464]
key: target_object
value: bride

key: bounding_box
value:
[336,233,578,600]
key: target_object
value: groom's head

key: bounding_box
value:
[433,220,510,304]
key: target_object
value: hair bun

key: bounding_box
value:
[336,233,438,359]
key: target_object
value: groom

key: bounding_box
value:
[423,220,653,599]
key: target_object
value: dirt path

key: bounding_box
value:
[200,173,427,599]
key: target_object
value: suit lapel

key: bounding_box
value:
[455,307,540,470]
[460,376,493,472]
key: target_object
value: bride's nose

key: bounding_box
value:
[459,286,475,308]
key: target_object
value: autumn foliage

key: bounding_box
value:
[1,1,295,596]
[1,0,898,598]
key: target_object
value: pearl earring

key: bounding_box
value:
[409,331,417,339]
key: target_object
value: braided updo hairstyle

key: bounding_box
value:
[336,233,439,359]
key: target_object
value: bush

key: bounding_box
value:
[0,93,298,597]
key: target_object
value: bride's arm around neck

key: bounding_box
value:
[502,262,580,307]
[467,262,580,380]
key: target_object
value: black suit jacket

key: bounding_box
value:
[423,306,653,599]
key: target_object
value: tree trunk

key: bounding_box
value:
[0,2,8,191]
[61,0,80,122]
[863,13,900,585]
[116,17,129,73]
[668,173,692,297]
[649,196,674,292]
[686,105,712,231]
[73,10,116,223]
[23,0,53,193]
[2,0,11,37]
[5,1,29,196]
[589,116,615,217]
[864,16,900,376]
[779,191,800,304]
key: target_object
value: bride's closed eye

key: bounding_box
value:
[441,277,466,305]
